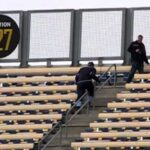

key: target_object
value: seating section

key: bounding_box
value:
[1,67,150,149]
[71,73,150,150]
[0,68,79,150]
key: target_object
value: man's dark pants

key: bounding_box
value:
[75,81,94,108]
[127,61,144,83]
[77,81,94,100]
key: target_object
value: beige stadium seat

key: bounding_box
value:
[0,114,62,121]
[0,67,98,75]
[125,83,150,89]
[0,66,149,75]
[0,143,33,149]
[98,112,150,119]
[90,121,150,129]
[0,104,71,111]
[0,85,76,93]
[117,93,150,99]
[0,67,80,75]
[108,102,150,109]
[71,141,150,149]
[100,65,150,73]
[100,65,130,72]
[0,124,52,130]
[134,74,150,80]
[0,93,77,103]
[81,131,150,139]
[0,132,43,140]
[0,76,75,84]
[0,66,139,75]
[0,66,123,75]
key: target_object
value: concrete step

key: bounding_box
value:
[68,107,104,125]
[44,107,105,149]
[43,123,88,149]
[45,146,72,150]
[94,87,124,106]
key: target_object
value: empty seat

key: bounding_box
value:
[0,143,33,149]
[108,102,150,109]
[98,112,150,120]
[0,76,75,84]
[117,93,150,100]
[0,93,77,103]
[125,83,150,90]
[0,123,52,131]
[81,131,150,139]
[0,103,71,112]
[134,74,150,80]
[90,121,150,129]
[0,132,43,140]
[0,114,62,122]
[71,141,150,149]
[0,85,76,94]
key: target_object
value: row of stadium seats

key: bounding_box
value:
[0,66,148,86]
[0,68,80,149]
[0,66,134,75]
[0,65,149,76]
[0,76,75,88]
[71,73,150,150]
[0,85,76,94]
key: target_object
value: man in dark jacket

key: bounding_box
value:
[75,62,99,107]
[127,35,149,83]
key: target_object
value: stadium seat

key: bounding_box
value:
[0,85,76,93]
[108,102,150,109]
[0,93,77,103]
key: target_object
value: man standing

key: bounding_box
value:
[127,35,149,83]
[75,62,100,107]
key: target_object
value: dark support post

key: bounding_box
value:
[47,59,52,67]
[98,58,103,66]
[72,10,82,66]
[20,11,30,68]
[33,143,39,150]
[124,9,134,65]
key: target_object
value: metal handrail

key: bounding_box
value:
[64,91,88,137]
[38,64,117,149]
[65,91,87,122]
[38,122,61,150]
[100,64,117,86]
[100,64,117,79]
[64,64,117,137]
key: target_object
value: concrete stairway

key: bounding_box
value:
[45,86,124,150]
[45,107,102,150]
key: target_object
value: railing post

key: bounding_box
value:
[65,115,69,138]
[114,64,117,87]
[59,126,62,145]
[38,141,41,150]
